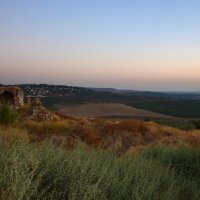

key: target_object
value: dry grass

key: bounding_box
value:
[21,120,78,148]
[1,111,200,199]
[2,118,199,154]
[68,118,200,153]
[0,126,28,145]
[23,120,75,134]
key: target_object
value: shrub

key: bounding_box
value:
[192,120,200,130]
[0,140,199,200]
[0,104,18,125]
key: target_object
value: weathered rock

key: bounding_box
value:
[0,86,24,109]
[29,106,56,121]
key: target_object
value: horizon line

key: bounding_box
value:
[1,83,200,93]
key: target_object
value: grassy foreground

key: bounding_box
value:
[0,135,200,200]
[0,105,200,199]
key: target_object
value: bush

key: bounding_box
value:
[0,104,18,125]
[0,139,199,200]
[192,120,200,130]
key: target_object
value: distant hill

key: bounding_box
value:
[3,83,197,100]
[2,84,200,118]
[89,87,200,99]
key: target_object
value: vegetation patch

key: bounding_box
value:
[0,104,18,125]
[130,100,200,118]
[0,138,199,200]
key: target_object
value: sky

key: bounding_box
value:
[0,0,200,91]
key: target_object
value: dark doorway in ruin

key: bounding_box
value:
[0,91,15,106]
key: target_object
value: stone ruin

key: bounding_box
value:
[27,96,42,107]
[0,86,57,121]
[29,106,56,121]
[0,86,24,109]
[26,96,56,120]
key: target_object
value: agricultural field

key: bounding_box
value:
[57,103,177,119]
[40,91,200,119]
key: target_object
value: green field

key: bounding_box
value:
[130,100,200,118]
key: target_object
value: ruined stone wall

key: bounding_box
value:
[29,106,56,121]
[0,86,24,109]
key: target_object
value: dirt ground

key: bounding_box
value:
[58,103,177,119]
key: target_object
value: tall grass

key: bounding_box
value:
[142,145,200,181]
[0,136,199,200]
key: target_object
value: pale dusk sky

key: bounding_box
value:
[0,0,200,91]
